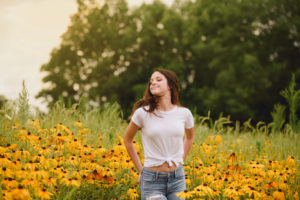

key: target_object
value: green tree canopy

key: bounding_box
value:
[36,0,300,123]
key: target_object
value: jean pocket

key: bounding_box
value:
[142,171,155,182]
[175,168,185,180]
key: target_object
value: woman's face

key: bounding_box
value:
[149,71,170,96]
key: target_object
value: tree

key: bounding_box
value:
[37,0,300,123]
[179,0,300,122]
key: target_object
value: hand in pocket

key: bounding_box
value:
[138,173,142,186]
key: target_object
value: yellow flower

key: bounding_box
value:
[29,169,49,180]
[176,190,193,199]
[18,128,27,135]
[13,122,20,129]
[193,183,214,197]
[29,119,41,130]
[264,182,278,189]
[286,156,295,167]
[0,167,14,177]
[224,187,241,199]
[4,186,31,200]
[273,189,285,200]
[79,128,90,135]
[127,187,139,200]
[2,177,18,189]
[294,192,299,200]
[74,121,83,127]
[215,135,222,143]
[36,188,53,200]
[21,178,39,188]
[60,177,81,187]
[242,185,261,199]
[113,142,126,154]
[43,177,57,187]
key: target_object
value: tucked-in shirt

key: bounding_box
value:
[131,105,194,168]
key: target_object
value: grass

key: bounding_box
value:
[0,96,299,199]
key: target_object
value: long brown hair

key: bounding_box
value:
[129,68,182,119]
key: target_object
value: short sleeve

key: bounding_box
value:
[185,109,194,129]
[131,108,143,128]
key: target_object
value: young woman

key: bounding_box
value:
[124,69,195,200]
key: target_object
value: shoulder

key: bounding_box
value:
[177,106,193,115]
[133,105,150,115]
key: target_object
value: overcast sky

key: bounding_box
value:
[0,0,173,112]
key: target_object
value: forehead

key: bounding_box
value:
[150,71,165,80]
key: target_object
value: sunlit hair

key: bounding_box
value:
[130,68,181,119]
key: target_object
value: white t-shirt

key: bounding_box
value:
[131,105,194,167]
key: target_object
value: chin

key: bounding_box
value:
[152,93,163,98]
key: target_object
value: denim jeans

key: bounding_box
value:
[139,165,186,200]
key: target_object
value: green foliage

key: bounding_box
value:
[36,0,300,123]
[271,104,286,133]
[38,96,124,148]
[280,74,300,132]
[17,80,30,127]
[270,73,300,133]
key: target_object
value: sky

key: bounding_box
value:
[0,0,173,113]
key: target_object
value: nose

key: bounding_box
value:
[150,81,157,86]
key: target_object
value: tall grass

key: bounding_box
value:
[191,114,299,164]
[0,84,299,199]
[1,83,299,162]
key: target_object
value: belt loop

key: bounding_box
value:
[155,171,158,180]
[175,167,177,178]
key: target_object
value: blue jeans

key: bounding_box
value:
[139,165,186,200]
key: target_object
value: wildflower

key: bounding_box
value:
[62,177,81,187]
[176,190,193,199]
[43,177,57,187]
[29,119,40,130]
[0,155,11,167]
[21,178,39,188]
[264,182,278,189]
[215,135,222,143]
[4,186,31,200]
[286,156,295,167]
[127,187,139,200]
[29,169,49,180]
[224,186,240,199]
[74,121,83,127]
[79,128,90,135]
[0,167,14,177]
[193,183,214,197]
[273,189,285,200]
[3,177,19,189]
[36,188,53,200]
[242,185,261,199]
[113,142,126,153]
[18,128,27,135]
[294,192,299,200]
[94,145,106,156]
[13,122,20,129]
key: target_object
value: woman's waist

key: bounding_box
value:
[144,160,182,172]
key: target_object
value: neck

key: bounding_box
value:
[156,94,174,111]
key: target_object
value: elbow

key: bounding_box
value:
[188,136,194,142]
[123,135,132,147]
[186,133,194,142]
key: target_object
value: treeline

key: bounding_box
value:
[35,0,300,124]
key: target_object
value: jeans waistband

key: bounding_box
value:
[142,164,184,178]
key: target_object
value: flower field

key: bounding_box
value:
[0,104,299,200]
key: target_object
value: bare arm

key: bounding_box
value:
[183,127,195,161]
[124,121,143,174]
